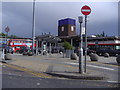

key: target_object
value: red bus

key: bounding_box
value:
[88,43,120,50]
[8,39,36,52]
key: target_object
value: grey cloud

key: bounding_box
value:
[2,2,118,37]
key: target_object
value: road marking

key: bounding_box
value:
[36,83,40,86]
[65,62,115,71]
[8,73,12,75]
[2,65,6,68]
[107,81,118,83]
[87,65,115,71]
[2,63,53,79]
[87,61,119,67]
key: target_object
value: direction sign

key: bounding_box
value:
[5,26,10,32]
[81,5,91,15]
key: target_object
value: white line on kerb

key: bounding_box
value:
[65,62,115,71]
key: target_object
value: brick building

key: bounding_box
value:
[58,18,76,36]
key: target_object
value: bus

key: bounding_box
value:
[88,43,120,51]
[8,39,36,52]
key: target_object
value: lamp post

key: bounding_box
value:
[32,0,36,54]
[78,16,84,74]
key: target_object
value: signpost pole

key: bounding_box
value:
[84,15,87,73]
[5,26,10,45]
[81,5,91,73]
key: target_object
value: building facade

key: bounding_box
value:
[58,18,76,36]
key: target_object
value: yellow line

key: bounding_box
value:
[2,63,53,79]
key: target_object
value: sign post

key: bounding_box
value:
[81,5,91,72]
[5,26,10,45]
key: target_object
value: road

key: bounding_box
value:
[1,54,119,88]
[1,63,118,88]
[12,54,119,82]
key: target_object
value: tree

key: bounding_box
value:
[94,31,107,37]
[10,35,18,38]
[101,31,105,37]
[0,33,21,39]
[0,33,7,37]
[62,41,73,50]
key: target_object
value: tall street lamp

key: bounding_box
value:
[32,0,36,54]
[78,16,84,74]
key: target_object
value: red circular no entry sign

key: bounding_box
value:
[5,26,10,32]
[81,5,91,15]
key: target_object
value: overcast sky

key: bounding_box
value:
[1,1,118,38]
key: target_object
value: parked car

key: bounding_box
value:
[74,47,96,56]
[19,46,30,54]
[3,46,14,54]
[51,48,59,53]
[95,47,120,56]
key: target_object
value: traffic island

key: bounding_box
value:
[46,72,106,80]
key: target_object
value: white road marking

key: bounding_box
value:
[2,65,6,68]
[107,81,118,83]
[65,62,115,71]
[8,73,12,75]
[87,65,115,71]
[65,62,79,65]
[8,73,22,77]
[37,83,40,86]
[19,75,22,76]
[39,79,42,80]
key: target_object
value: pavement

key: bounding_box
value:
[1,53,118,80]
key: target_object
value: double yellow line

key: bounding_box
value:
[1,62,53,79]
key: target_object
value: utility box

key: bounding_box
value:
[58,18,76,36]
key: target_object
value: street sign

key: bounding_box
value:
[81,5,91,15]
[5,26,10,32]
